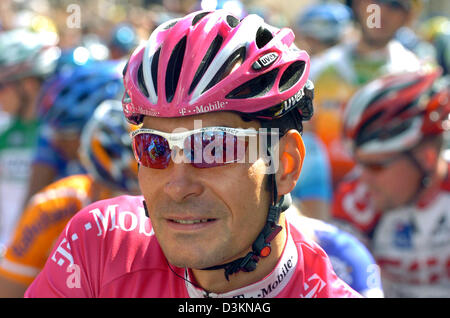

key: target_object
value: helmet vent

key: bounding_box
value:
[189,35,223,95]
[192,12,212,26]
[138,62,149,97]
[356,111,383,145]
[255,27,274,49]
[383,120,413,140]
[394,99,419,118]
[77,92,90,103]
[279,61,305,92]
[122,60,129,77]
[150,47,161,97]
[226,15,240,28]
[162,19,180,30]
[166,36,187,103]
[202,46,246,94]
[226,68,279,99]
[59,86,71,98]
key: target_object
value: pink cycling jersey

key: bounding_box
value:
[25,195,360,298]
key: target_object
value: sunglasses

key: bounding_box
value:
[131,126,273,169]
[357,154,404,173]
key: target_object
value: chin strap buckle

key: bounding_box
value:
[223,252,259,281]
[222,207,284,281]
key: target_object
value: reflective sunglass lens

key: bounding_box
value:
[133,134,171,169]
[133,130,251,169]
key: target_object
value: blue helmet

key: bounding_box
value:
[37,59,125,133]
[295,3,352,44]
[79,99,139,193]
[53,46,95,74]
[110,23,139,55]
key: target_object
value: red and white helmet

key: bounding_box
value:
[122,9,313,127]
[343,67,450,155]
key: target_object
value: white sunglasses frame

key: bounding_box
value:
[131,126,280,167]
[130,126,260,150]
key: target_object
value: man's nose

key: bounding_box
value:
[163,158,204,203]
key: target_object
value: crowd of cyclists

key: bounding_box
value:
[0,0,448,298]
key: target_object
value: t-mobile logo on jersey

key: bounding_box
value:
[51,237,74,268]
[259,257,294,297]
[88,205,153,237]
[50,237,82,289]
[300,274,327,298]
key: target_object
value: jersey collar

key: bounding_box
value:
[185,221,298,298]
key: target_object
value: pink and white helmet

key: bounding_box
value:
[122,9,313,126]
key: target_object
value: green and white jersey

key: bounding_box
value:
[0,114,39,246]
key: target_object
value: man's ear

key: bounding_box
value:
[414,141,439,172]
[275,130,305,196]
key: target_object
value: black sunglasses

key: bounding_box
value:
[357,153,405,173]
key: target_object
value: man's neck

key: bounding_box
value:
[190,214,288,294]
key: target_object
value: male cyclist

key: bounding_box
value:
[25,10,360,298]
[0,100,138,297]
[332,68,450,297]
[310,0,424,187]
[24,59,125,203]
[292,2,353,57]
[0,28,60,248]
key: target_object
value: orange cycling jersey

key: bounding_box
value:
[0,174,110,285]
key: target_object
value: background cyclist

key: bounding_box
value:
[309,0,426,194]
[0,28,60,250]
[332,67,449,297]
[23,59,125,204]
[0,99,139,297]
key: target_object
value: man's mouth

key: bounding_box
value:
[166,217,218,231]
[170,219,216,224]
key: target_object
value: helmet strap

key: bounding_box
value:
[402,149,433,205]
[201,142,291,280]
